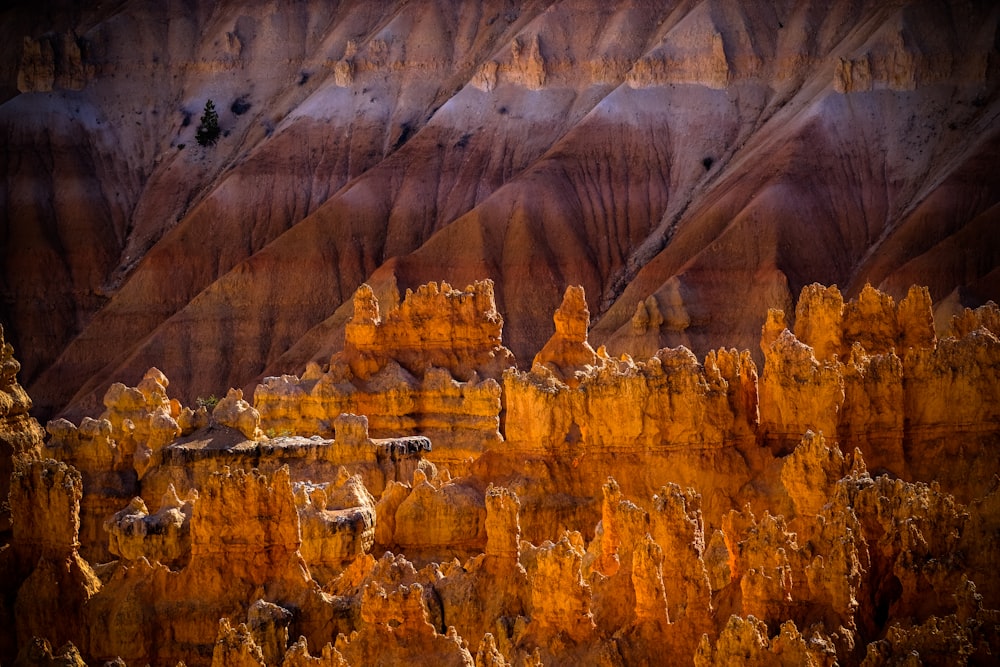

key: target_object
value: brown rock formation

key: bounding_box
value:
[531,285,598,382]
[16,32,89,93]
[3,459,100,657]
[343,280,514,382]
[255,281,508,471]
[2,280,999,665]
[83,465,330,666]
[760,283,1000,500]
[0,325,44,538]
[695,616,836,667]
[2,0,995,426]
[212,388,263,441]
[295,467,376,580]
[104,485,194,567]
[494,285,760,540]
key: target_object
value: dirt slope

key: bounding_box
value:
[1,0,998,418]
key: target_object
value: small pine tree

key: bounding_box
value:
[195,99,221,146]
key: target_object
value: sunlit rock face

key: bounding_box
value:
[254,280,509,474]
[0,325,44,543]
[2,0,999,663]
[2,0,997,426]
[2,280,998,666]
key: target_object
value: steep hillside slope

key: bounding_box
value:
[2,0,998,419]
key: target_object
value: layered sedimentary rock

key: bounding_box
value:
[761,284,1000,502]
[2,459,100,659]
[255,281,509,472]
[489,285,761,539]
[104,485,194,567]
[0,325,44,537]
[2,280,999,666]
[43,367,186,562]
[295,467,376,581]
[3,1,997,425]
[84,465,332,666]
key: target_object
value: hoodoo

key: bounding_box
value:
[2,1,999,665]
[1,281,998,665]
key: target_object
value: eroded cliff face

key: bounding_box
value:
[0,325,44,538]
[2,0,997,424]
[254,280,509,474]
[2,281,998,666]
[3,2,998,664]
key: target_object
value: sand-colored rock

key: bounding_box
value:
[212,388,262,441]
[761,283,999,489]
[964,480,1000,609]
[793,284,846,362]
[43,367,188,562]
[723,506,798,628]
[531,286,598,383]
[295,467,377,579]
[188,466,307,586]
[649,483,713,626]
[506,321,758,454]
[759,328,845,453]
[5,459,100,656]
[903,328,1000,428]
[12,637,88,667]
[337,582,475,667]
[391,469,486,560]
[841,474,970,624]
[0,325,44,537]
[522,532,595,643]
[695,616,836,667]
[861,578,1000,666]
[474,633,509,667]
[781,431,850,518]
[947,301,1000,339]
[839,345,905,474]
[795,283,937,360]
[211,618,267,667]
[141,410,433,515]
[281,636,350,667]
[496,292,761,543]
[99,368,182,476]
[82,465,331,666]
[784,436,869,635]
[4,277,1000,665]
[342,280,514,382]
[793,283,937,363]
[44,415,135,564]
[104,485,194,567]
[484,484,521,560]
[255,282,508,470]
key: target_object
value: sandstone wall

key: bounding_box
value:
[0,325,44,537]
[255,281,510,472]
[3,281,998,666]
[761,284,1000,501]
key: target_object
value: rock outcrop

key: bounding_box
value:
[761,284,1000,501]
[2,459,100,657]
[2,280,999,666]
[255,281,509,472]
[3,0,995,427]
[295,467,376,581]
[104,485,194,567]
[487,285,760,540]
[0,324,44,538]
